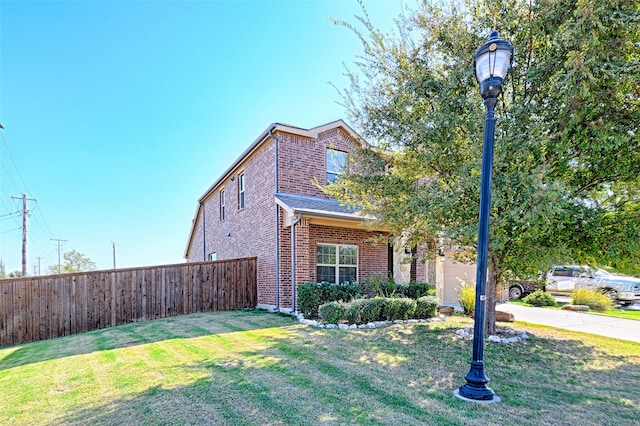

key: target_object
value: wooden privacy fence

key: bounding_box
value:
[0,258,257,347]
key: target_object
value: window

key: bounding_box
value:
[316,243,358,284]
[327,149,347,183]
[209,252,217,261]
[238,172,245,209]
[220,189,225,221]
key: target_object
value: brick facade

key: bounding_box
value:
[185,121,390,311]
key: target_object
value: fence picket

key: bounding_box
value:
[0,258,256,347]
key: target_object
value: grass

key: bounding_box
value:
[510,299,640,321]
[1,309,639,425]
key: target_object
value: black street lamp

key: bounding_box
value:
[454,31,514,403]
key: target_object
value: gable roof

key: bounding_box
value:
[184,119,365,259]
[197,119,363,204]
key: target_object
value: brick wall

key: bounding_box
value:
[278,127,358,198]
[186,138,277,306]
[186,123,381,309]
[278,221,389,308]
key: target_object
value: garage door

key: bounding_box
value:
[442,258,476,305]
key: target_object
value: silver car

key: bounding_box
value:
[546,265,639,306]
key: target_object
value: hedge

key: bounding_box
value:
[298,280,434,319]
[318,295,440,325]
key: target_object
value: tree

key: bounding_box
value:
[328,0,640,333]
[0,260,6,279]
[48,250,97,274]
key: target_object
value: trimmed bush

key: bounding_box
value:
[383,297,417,321]
[571,287,613,312]
[414,296,439,319]
[360,278,434,299]
[298,282,360,318]
[522,290,557,307]
[318,301,345,324]
[400,282,436,299]
[458,283,475,315]
[344,298,386,324]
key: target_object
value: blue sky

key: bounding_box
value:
[0,0,406,274]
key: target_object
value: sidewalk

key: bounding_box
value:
[497,302,640,343]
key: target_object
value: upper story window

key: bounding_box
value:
[238,172,245,209]
[220,189,226,221]
[327,149,347,183]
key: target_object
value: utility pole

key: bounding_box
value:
[50,238,68,273]
[112,241,116,269]
[36,256,43,276]
[12,194,37,276]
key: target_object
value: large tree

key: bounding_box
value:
[328,0,640,333]
[48,250,97,274]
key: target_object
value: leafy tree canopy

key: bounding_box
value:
[327,0,640,330]
[48,250,97,275]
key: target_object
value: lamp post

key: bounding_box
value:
[454,31,514,403]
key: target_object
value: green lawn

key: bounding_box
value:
[1,309,639,425]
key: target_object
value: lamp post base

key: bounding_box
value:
[453,389,501,404]
[455,360,500,403]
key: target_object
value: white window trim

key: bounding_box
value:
[238,172,245,209]
[327,149,347,183]
[220,189,226,221]
[316,243,358,284]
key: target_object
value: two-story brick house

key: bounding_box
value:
[186,120,403,311]
[185,119,473,311]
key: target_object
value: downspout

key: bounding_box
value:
[268,129,280,312]
[201,202,206,261]
[290,212,303,313]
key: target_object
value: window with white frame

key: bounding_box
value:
[238,172,245,209]
[316,243,358,284]
[220,189,226,221]
[326,149,347,183]
[209,252,217,261]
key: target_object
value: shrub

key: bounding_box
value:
[458,283,475,315]
[383,297,417,320]
[360,277,434,299]
[298,283,323,318]
[360,276,397,298]
[298,282,360,318]
[522,290,557,307]
[343,298,386,324]
[396,282,436,300]
[414,296,439,319]
[571,287,613,312]
[318,301,345,324]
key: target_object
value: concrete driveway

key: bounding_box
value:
[497,302,640,343]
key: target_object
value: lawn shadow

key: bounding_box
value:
[40,321,640,425]
[0,309,297,371]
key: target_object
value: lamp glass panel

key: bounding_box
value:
[475,49,512,82]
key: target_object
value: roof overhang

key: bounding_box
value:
[275,193,386,232]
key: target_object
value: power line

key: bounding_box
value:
[0,227,21,235]
[0,127,33,196]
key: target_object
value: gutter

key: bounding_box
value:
[290,212,303,313]
[201,202,206,261]
[269,129,280,312]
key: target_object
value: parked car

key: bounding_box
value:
[545,265,639,306]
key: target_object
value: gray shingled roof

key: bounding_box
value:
[275,193,371,221]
